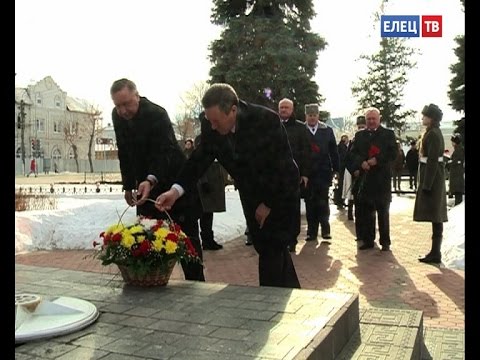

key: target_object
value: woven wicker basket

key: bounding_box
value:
[118,260,176,286]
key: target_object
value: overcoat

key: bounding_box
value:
[413,127,448,222]
[448,145,465,194]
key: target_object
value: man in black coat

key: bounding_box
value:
[304,104,339,242]
[110,78,205,281]
[405,140,419,190]
[278,98,311,253]
[155,83,301,288]
[346,107,397,251]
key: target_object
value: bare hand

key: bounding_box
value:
[300,176,309,188]
[135,181,152,205]
[255,203,271,229]
[155,188,180,212]
[124,190,136,206]
[361,161,370,171]
[367,157,377,167]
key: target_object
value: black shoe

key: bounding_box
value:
[359,243,374,250]
[245,237,253,246]
[381,245,390,252]
[418,253,441,264]
[287,244,296,253]
[322,234,332,240]
[305,235,317,242]
[202,241,223,251]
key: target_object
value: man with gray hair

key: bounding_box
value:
[278,98,311,253]
[110,78,205,281]
[346,107,397,251]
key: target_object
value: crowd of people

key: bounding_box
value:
[110,78,464,288]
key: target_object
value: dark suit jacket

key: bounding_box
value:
[176,100,300,249]
[112,97,201,219]
[346,125,397,202]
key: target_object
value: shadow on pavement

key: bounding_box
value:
[349,248,440,319]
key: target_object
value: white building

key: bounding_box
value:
[15,76,101,174]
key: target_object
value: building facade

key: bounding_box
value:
[15,76,100,174]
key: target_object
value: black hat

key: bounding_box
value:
[410,140,416,146]
[356,115,366,125]
[421,104,443,122]
[451,133,462,144]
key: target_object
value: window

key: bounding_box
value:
[51,148,62,160]
[35,118,45,132]
[54,96,62,108]
[68,147,75,159]
[36,93,42,105]
[53,121,63,133]
[16,147,22,158]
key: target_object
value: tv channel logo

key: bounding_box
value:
[381,15,442,38]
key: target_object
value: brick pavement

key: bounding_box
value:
[15,193,464,331]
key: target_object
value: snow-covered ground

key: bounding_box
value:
[15,188,464,271]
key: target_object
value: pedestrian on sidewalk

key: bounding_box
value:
[27,158,37,177]
[155,83,301,288]
[414,103,448,264]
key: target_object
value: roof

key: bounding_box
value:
[15,88,33,105]
[66,96,92,113]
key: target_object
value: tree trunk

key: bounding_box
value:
[88,136,94,173]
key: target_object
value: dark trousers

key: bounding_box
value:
[199,212,214,243]
[453,192,463,205]
[334,169,345,206]
[305,185,331,237]
[392,172,402,190]
[288,191,301,247]
[357,198,391,247]
[408,172,417,189]
[240,192,301,288]
[137,202,205,282]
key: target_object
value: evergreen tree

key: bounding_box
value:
[208,0,326,119]
[448,0,465,142]
[351,38,416,136]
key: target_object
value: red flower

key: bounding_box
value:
[170,223,182,233]
[368,145,380,158]
[166,232,179,242]
[112,233,122,242]
[184,237,198,257]
[138,240,151,254]
[311,143,320,153]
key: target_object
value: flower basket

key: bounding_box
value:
[93,213,201,287]
[118,259,176,287]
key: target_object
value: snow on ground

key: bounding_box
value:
[15,188,465,271]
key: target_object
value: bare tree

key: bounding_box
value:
[173,81,209,141]
[83,104,103,173]
[63,113,81,172]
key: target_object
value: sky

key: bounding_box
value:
[15,0,464,123]
[15,186,464,270]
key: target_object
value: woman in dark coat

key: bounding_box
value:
[413,104,448,264]
[448,133,465,205]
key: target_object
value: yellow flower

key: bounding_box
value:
[137,235,146,243]
[165,240,177,254]
[107,224,125,234]
[152,238,165,252]
[129,225,144,235]
[154,228,170,241]
[121,230,136,249]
